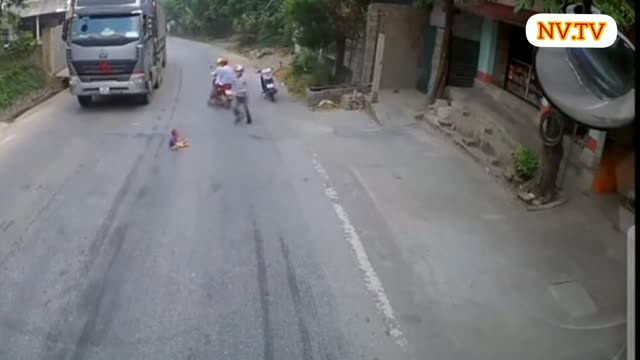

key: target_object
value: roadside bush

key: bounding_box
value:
[0,60,47,111]
[2,33,37,59]
[512,146,539,180]
[291,50,331,86]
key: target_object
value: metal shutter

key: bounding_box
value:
[447,36,480,87]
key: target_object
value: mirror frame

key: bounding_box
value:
[532,31,635,130]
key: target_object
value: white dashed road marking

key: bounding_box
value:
[312,153,408,348]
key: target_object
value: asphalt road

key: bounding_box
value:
[0,38,407,359]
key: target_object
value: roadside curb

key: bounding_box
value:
[364,98,383,127]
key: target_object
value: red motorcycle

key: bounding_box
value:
[208,70,232,109]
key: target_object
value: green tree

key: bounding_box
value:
[326,0,370,76]
[285,0,333,50]
[162,0,287,40]
[516,0,635,30]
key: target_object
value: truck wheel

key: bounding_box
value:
[138,80,153,105]
[138,93,150,105]
[77,96,92,107]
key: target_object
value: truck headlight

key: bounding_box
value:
[131,73,145,84]
[70,76,80,86]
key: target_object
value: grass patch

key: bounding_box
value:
[0,58,48,111]
[274,50,332,98]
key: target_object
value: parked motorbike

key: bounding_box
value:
[258,68,277,102]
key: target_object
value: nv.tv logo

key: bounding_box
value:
[526,13,618,48]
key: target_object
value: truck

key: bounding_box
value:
[61,0,167,107]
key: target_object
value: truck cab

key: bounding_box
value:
[62,0,166,107]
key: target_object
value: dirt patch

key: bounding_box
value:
[212,37,293,73]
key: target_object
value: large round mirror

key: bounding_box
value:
[533,6,635,129]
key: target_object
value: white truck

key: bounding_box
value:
[62,0,167,107]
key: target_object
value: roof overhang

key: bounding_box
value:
[6,0,69,18]
[456,2,537,27]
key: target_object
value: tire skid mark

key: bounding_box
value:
[252,217,274,360]
[278,236,314,360]
[42,128,160,356]
[70,223,131,360]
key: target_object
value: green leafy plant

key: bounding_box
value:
[291,50,331,85]
[515,0,635,31]
[512,146,539,180]
[2,32,37,58]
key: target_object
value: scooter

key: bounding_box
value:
[208,68,232,109]
[258,68,277,102]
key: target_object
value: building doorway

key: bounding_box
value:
[503,24,542,107]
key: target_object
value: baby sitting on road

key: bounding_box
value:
[169,129,189,150]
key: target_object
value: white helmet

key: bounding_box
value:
[234,64,244,74]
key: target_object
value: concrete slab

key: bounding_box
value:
[369,88,429,128]
[55,67,68,78]
[549,280,599,318]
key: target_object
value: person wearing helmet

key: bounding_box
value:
[211,57,234,104]
[209,58,223,102]
[232,64,252,125]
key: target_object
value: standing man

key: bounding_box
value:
[232,64,252,125]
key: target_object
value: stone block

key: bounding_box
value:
[450,100,466,110]
[436,106,453,119]
[462,136,480,147]
[436,118,452,127]
[433,98,450,108]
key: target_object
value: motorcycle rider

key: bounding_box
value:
[211,57,234,104]
[232,64,252,125]
[209,58,223,102]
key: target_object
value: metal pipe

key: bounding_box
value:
[559,120,578,187]
[36,15,40,43]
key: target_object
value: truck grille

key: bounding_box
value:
[72,60,137,82]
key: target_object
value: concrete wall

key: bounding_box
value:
[426,28,444,95]
[360,4,381,85]
[378,6,425,89]
[359,3,428,89]
[452,12,482,41]
[430,5,483,40]
[306,85,371,107]
[40,24,66,75]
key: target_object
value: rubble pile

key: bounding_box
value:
[315,99,338,111]
[340,91,366,110]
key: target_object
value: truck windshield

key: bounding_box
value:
[71,14,141,45]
